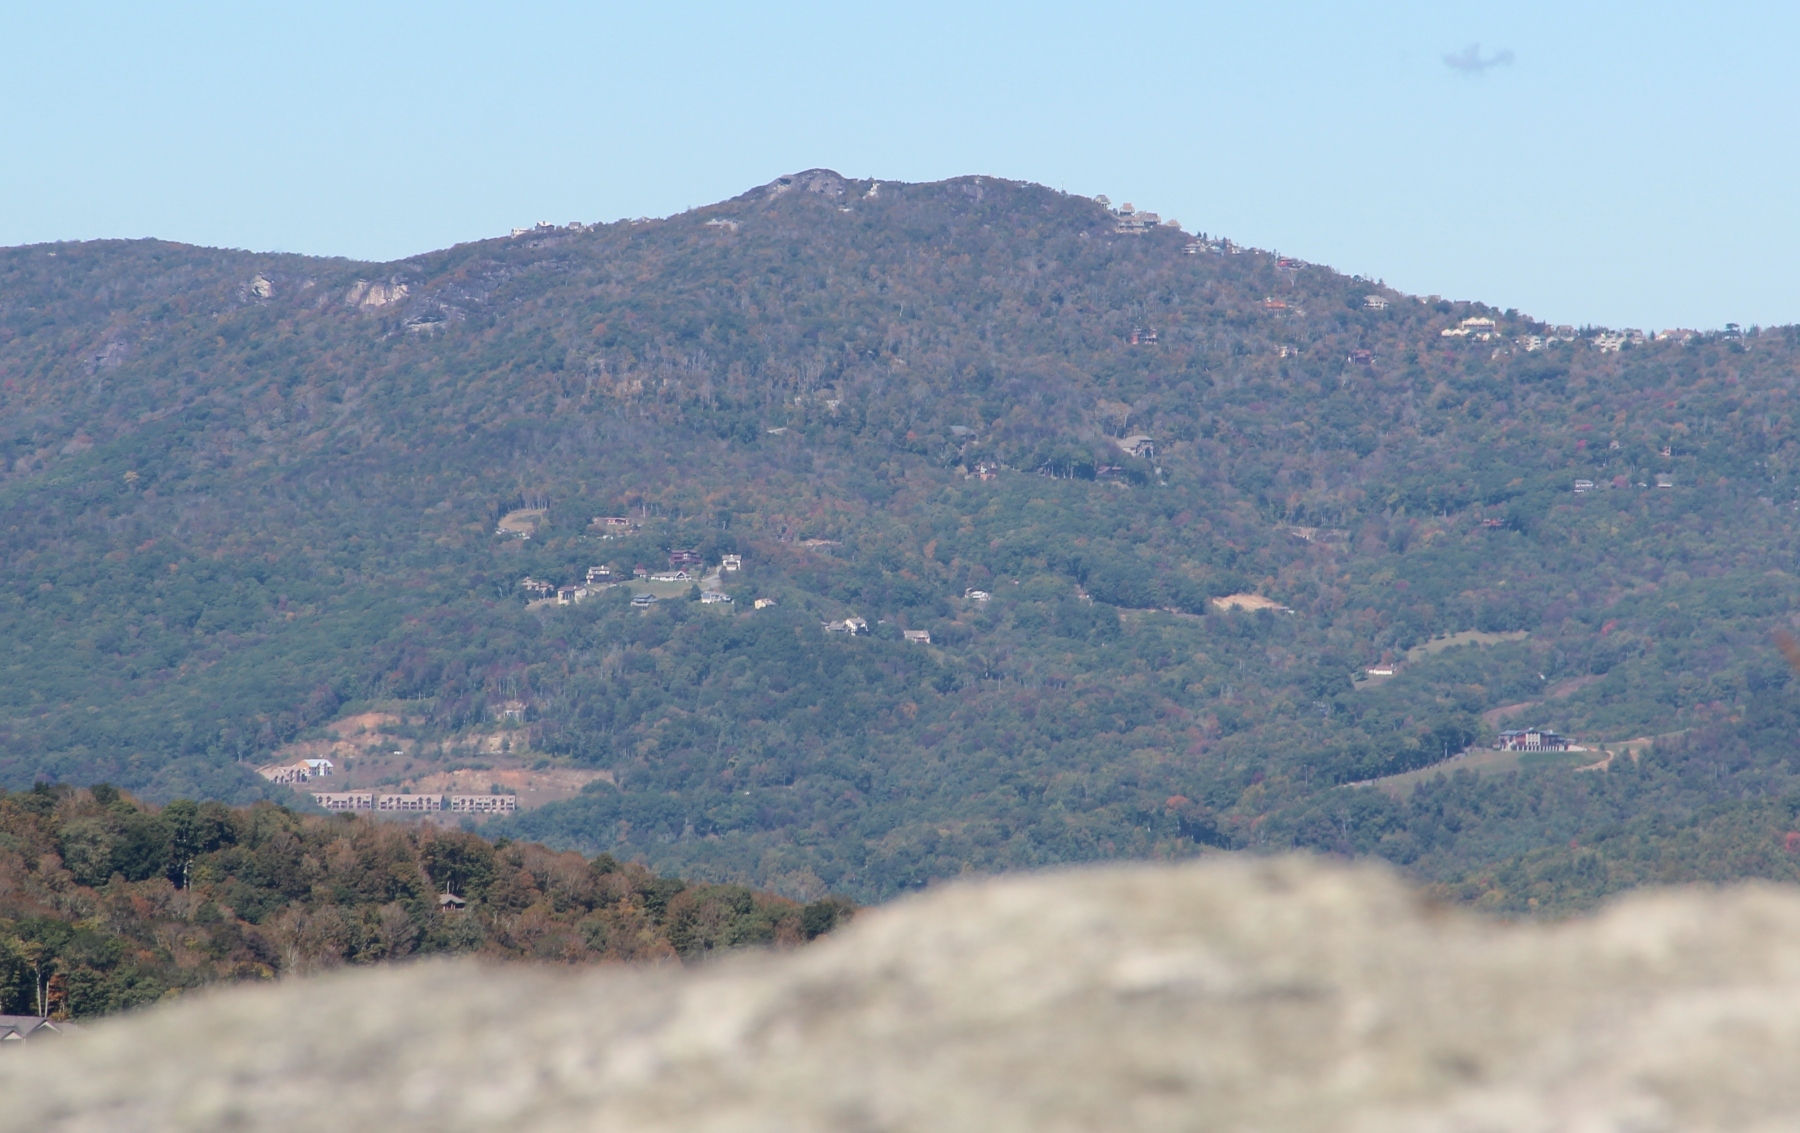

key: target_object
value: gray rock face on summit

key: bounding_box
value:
[10,856,1800,1131]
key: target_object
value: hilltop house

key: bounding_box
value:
[1442,317,1499,340]
[1496,728,1571,752]
[1112,203,1160,233]
[1363,295,1389,311]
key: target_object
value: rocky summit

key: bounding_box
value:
[8,856,1800,1131]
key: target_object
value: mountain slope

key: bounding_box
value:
[3,170,1799,898]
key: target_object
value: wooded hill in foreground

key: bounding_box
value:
[0,784,850,1018]
[5,168,1800,903]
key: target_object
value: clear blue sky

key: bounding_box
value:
[5,2,1795,330]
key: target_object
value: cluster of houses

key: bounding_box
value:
[509,220,593,238]
[1184,237,1237,255]
[523,550,748,607]
[312,792,519,815]
[257,758,335,785]
[1574,475,1675,494]
[1439,319,1677,355]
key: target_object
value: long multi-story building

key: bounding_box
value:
[309,792,518,815]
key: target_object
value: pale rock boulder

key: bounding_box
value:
[10,856,1800,1131]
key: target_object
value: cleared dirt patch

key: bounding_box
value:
[1211,593,1293,613]
[400,766,613,808]
[1405,629,1527,662]
[496,507,547,536]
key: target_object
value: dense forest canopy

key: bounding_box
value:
[2,168,1799,904]
[0,783,848,1018]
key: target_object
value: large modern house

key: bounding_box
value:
[1496,728,1571,752]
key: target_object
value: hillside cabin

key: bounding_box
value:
[1117,436,1156,460]
[650,570,693,583]
[1363,295,1389,311]
[1496,728,1570,752]
[669,549,703,567]
[754,598,779,609]
[557,586,581,604]
[632,593,658,607]
[1656,474,1674,489]
[1348,349,1373,365]
[520,577,554,597]
[904,629,932,644]
[1573,480,1595,494]
[586,565,613,584]
[700,591,732,604]
[722,554,743,572]
[826,617,869,636]
[1365,666,1396,677]
[965,589,991,602]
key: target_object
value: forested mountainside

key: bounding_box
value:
[3,168,1800,902]
[0,783,849,1018]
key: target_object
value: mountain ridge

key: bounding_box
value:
[2,170,1797,902]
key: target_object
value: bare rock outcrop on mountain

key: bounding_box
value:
[10,856,1800,1131]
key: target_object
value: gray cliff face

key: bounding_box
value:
[9,856,1800,1131]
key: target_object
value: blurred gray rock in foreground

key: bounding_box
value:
[10,856,1800,1132]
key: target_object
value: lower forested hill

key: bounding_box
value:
[0,784,849,1018]
[2,169,1799,901]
